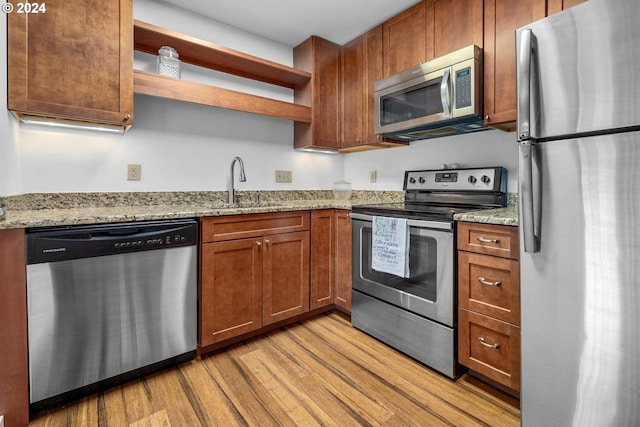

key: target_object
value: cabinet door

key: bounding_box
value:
[458,308,521,392]
[263,231,310,325]
[483,0,546,129]
[383,1,427,77]
[362,26,385,144]
[341,37,364,148]
[458,251,520,324]
[7,0,133,126]
[0,229,29,427]
[427,0,484,60]
[200,239,263,347]
[310,210,335,309]
[294,36,341,150]
[334,210,352,312]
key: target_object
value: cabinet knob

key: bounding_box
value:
[256,241,262,247]
[124,114,131,121]
[484,115,490,121]
[264,239,271,245]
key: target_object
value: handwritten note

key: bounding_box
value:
[371,216,410,278]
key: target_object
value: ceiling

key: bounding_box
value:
[155,0,422,47]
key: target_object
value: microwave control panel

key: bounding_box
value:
[455,67,472,109]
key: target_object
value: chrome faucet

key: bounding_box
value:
[229,156,247,204]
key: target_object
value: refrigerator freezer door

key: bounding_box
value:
[520,131,640,426]
[516,0,640,141]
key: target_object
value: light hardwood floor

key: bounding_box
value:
[29,311,520,427]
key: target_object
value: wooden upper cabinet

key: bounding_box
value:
[426,0,484,60]
[294,36,342,151]
[8,0,134,127]
[341,25,389,149]
[547,0,587,15]
[483,0,546,130]
[341,36,364,148]
[383,2,427,77]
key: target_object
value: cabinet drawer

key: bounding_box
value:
[458,251,520,324]
[458,308,520,392]
[201,211,310,243]
[457,222,519,259]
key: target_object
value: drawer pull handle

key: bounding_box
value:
[478,337,500,349]
[477,236,499,243]
[478,277,501,287]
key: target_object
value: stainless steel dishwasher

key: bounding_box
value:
[26,219,198,410]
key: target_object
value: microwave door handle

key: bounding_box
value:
[440,68,452,118]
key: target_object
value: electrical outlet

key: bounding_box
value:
[370,170,377,183]
[127,164,141,181]
[275,170,292,183]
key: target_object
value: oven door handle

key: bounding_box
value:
[349,212,452,231]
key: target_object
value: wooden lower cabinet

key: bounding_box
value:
[262,231,310,325]
[310,210,336,309]
[457,221,520,394]
[0,229,29,427]
[334,210,352,312]
[200,212,310,349]
[310,209,352,313]
[200,238,263,347]
[458,308,521,391]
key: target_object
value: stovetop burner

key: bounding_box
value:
[352,167,507,222]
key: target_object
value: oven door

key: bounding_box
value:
[350,215,455,327]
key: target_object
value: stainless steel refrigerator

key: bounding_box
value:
[516,0,640,425]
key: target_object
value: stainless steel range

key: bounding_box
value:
[350,167,506,378]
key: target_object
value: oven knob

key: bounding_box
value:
[418,177,426,184]
[481,175,491,183]
[409,177,416,184]
[468,176,477,183]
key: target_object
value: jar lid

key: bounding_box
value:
[158,46,179,58]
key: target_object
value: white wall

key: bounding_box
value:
[0,0,344,196]
[0,0,518,197]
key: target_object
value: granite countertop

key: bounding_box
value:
[0,190,519,229]
[453,205,518,226]
[0,190,401,230]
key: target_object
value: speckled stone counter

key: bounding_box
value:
[0,190,404,229]
[454,193,519,226]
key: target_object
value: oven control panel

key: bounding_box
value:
[404,167,505,192]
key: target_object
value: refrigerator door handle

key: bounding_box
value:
[519,141,540,253]
[517,29,533,141]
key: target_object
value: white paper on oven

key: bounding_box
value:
[371,216,410,278]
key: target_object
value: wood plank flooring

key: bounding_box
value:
[29,311,520,427]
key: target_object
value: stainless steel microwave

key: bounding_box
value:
[374,45,487,141]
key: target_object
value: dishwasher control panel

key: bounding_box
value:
[26,219,198,264]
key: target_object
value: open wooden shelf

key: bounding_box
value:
[134,20,311,90]
[134,70,311,123]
